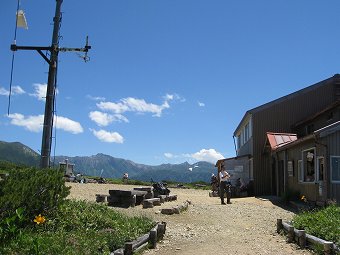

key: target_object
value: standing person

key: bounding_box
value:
[219,167,232,205]
[122,173,129,184]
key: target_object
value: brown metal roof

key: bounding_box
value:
[266,132,297,151]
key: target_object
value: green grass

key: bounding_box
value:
[0,200,155,255]
[292,204,340,247]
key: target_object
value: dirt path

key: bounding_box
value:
[67,183,312,255]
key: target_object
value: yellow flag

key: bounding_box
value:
[17,10,28,29]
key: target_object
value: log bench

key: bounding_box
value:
[161,201,190,215]
[142,198,161,208]
[133,187,154,199]
[167,194,177,201]
[108,190,147,208]
[155,194,177,202]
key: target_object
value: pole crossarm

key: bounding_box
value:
[10,44,91,65]
[59,46,91,52]
[10,44,52,51]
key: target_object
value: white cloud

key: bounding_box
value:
[89,111,129,126]
[8,113,43,132]
[0,88,7,96]
[86,95,106,101]
[89,111,114,127]
[190,149,224,164]
[97,101,129,114]
[54,116,83,134]
[90,128,124,143]
[97,94,180,117]
[0,86,25,96]
[29,83,47,101]
[29,83,59,101]
[198,101,205,107]
[164,152,174,158]
[7,113,83,134]
[12,86,26,95]
[164,149,224,164]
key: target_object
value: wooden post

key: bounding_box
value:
[287,226,294,243]
[162,221,167,232]
[277,219,283,233]
[149,229,157,249]
[296,230,306,248]
[124,242,133,255]
[323,241,333,255]
[157,223,166,240]
[130,195,136,208]
[113,248,124,255]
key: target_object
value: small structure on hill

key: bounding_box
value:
[59,159,74,176]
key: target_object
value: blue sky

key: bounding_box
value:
[1,1,340,165]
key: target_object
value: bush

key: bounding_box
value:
[0,160,26,173]
[0,200,155,254]
[292,204,340,246]
[0,167,70,224]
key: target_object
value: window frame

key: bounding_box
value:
[297,160,303,183]
[330,156,340,183]
[316,156,324,182]
[300,147,316,183]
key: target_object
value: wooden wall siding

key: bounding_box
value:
[282,140,321,202]
[322,130,340,202]
[238,138,253,156]
[251,79,336,195]
[224,156,251,185]
[294,104,340,137]
[276,130,340,204]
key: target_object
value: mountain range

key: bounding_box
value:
[0,141,216,183]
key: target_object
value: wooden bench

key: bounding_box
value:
[142,198,161,208]
[133,187,154,199]
[108,190,147,208]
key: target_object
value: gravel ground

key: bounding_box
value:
[67,183,313,255]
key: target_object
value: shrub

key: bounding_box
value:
[0,167,70,224]
[292,204,340,246]
[0,200,155,254]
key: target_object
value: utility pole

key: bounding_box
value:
[10,0,91,169]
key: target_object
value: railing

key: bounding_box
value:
[112,222,166,255]
[277,219,339,255]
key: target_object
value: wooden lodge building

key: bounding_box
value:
[216,74,340,204]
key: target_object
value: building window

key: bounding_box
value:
[249,158,253,180]
[331,156,340,183]
[244,123,249,142]
[317,157,324,182]
[288,161,294,177]
[236,120,252,150]
[298,160,303,182]
[302,148,316,182]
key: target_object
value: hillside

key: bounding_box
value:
[0,141,39,167]
[0,141,216,183]
[54,154,215,183]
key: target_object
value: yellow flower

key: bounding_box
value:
[34,214,46,225]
